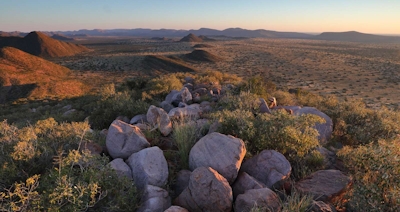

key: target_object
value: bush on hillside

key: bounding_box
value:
[88,84,149,129]
[338,140,400,211]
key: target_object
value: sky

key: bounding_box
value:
[1,0,399,34]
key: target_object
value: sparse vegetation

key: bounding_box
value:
[2,35,400,211]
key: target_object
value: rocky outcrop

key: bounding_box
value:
[241,150,291,188]
[174,167,233,212]
[189,132,246,183]
[127,146,169,190]
[168,104,202,120]
[147,105,172,136]
[234,188,281,212]
[106,120,150,159]
[295,169,352,202]
[138,185,171,212]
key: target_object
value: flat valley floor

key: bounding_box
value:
[50,37,400,109]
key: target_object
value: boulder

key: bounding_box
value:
[295,169,352,202]
[234,188,281,212]
[108,158,132,180]
[189,132,246,183]
[232,172,265,200]
[259,98,272,114]
[138,185,171,212]
[294,107,333,145]
[174,167,232,212]
[127,146,169,190]
[164,206,189,212]
[130,114,147,124]
[80,141,103,155]
[146,105,172,136]
[315,146,336,169]
[183,83,193,91]
[183,76,194,84]
[174,170,191,197]
[160,101,174,113]
[106,120,150,159]
[116,116,130,123]
[165,90,180,104]
[180,87,192,103]
[168,104,202,120]
[241,150,291,188]
[62,109,76,117]
[192,88,208,96]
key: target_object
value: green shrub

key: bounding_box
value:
[217,91,260,111]
[89,90,149,130]
[213,108,324,179]
[173,120,199,170]
[280,188,314,212]
[235,75,276,98]
[338,140,400,211]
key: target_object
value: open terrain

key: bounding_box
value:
[49,35,400,109]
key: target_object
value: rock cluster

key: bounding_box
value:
[101,76,350,211]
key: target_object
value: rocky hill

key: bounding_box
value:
[0,31,89,57]
[179,33,203,42]
[0,47,87,102]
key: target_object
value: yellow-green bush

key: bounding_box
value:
[338,140,400,211]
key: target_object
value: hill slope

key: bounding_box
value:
[51,34,75,41]
[0,47,87,103]
[185,50,222,62]
[0,31,89,57]
[314,31,400,43]
[142,55,198,73]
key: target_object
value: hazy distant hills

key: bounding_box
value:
[2,28,400,43]
[44,27,312,39]
[0,47,87,102]
[51,34,75,41]
[0,31,89,57]
[314,31,400,43]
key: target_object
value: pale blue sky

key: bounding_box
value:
[1,0,399,34]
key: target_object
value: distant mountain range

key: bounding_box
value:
[1,28,400,43]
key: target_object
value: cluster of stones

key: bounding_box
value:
[102,77,351,212]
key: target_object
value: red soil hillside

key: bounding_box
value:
[0,31,89,58]
[0,47,87,102]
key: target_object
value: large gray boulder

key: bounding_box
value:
[189,132,246,183]
[168,104,202,120]
[241,150,291,188]
[294,107,333,145]
[138,185,171,212]
[106,120,150,159]
[295,169,352,202]
[108,158,132,180]
[146,105,172,136]
[234,188,281,212]
[130,114,147,124]
[174,167,233,212]
[232,172,265,200]
[127,146,169,190]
